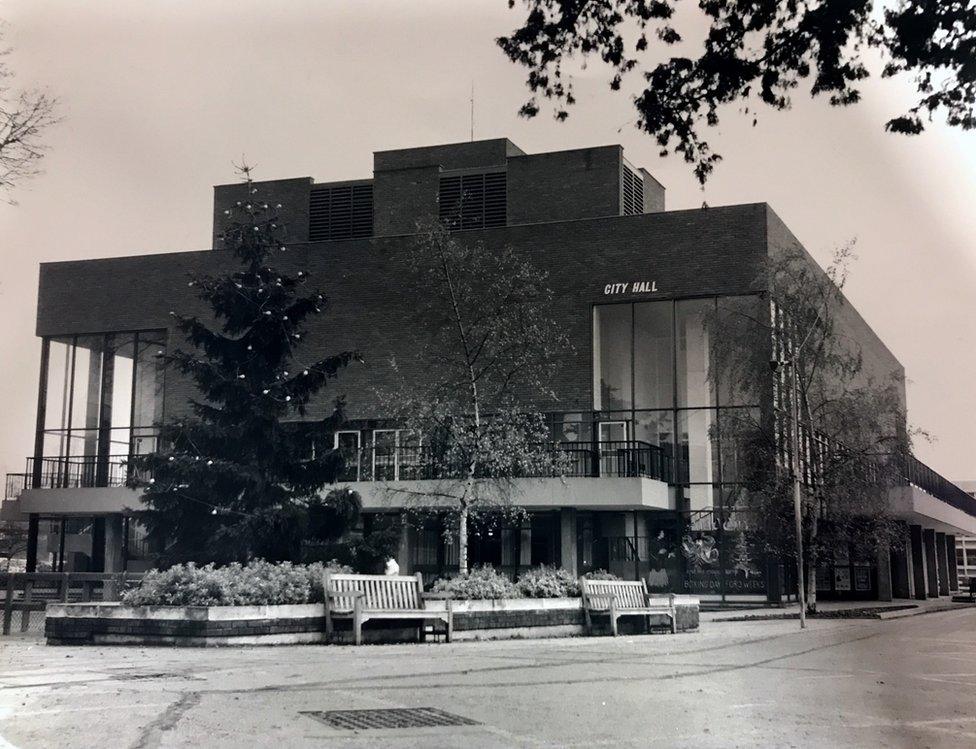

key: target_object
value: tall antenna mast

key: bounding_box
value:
[470,82,474,141]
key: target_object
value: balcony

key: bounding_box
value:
[896,454,976,518]
[337,440,673,484]
[5,473,29,501]
[25,455,137,490]
[14,440,675,515]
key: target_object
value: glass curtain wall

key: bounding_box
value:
[592,296,766,597]
[36,330,166,488]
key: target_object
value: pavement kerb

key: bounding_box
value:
[704,601,976,623]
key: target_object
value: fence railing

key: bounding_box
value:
[4,473,28,501]
[1,572,144,635]
[897,453,976,518]
[24,455,144,490]
[337,440,672,484]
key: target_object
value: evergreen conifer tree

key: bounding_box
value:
[133,165,356,564]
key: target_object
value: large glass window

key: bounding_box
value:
[714,295,765,407]
[634,301,673,408]
[677,409,719,485]
[37,331,166,469]
[675,299,715,409]
[593,304,632,410]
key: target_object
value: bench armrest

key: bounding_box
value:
[422,592,455,600]
[325,589,364,599]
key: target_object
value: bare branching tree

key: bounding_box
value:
[0,23,59,202]
[707,244,911,612]
[376,221,572,574]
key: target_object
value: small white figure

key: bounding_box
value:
[384,557,400,576]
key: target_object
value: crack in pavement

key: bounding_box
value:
[129,691,200,749]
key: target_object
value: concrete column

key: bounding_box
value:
[890,536,912,599]
[765,556,784,604]
[936,533,950,596]
[876,545,893,602]
[559,508,577,575]
[947,535,959,592]
[25,514,39,573]
[101,514,125,600]
[103,514,124,573]
[519,521,532,567]
[396,514,412,574]
[909,524,926,600]
[935,533,949,596]
[91,517,106,572]
[923,528,939,598]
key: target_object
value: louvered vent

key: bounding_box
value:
[439,171,506,230]
[309,183,373,241]
[622,165,645,216]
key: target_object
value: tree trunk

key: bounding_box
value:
[806,538,819,614]
[458,502,469,576]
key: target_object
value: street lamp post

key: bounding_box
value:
[772,357,807,629]
[787,361,807,629]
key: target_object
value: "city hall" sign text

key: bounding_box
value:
[603,281,657,295]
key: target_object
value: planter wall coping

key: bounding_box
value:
[46,595,699,620]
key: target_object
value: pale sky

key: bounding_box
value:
[1,0,974,481]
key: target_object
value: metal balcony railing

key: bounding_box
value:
[896,453,976,518]
[21,440,674,492]
[25,455,137,490]
[336,440,672,484]
[4,473,29,501]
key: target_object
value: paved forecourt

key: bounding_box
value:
[2,610,976,747]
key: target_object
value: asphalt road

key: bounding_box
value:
[1,610,975,748]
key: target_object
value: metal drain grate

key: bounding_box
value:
[302,707,480,731]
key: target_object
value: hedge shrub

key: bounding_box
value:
[120,559,352,607]
[515,565,579,598]
[430,565,521,600]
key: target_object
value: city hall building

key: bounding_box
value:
[4,138,975,602]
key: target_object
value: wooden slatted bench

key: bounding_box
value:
[579,578,677,636]
[322,571,453,646]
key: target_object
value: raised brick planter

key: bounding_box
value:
[44,596,699,646]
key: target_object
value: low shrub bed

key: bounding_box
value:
[119,561,625,606]
[431,565,620,600]
[120,560,351,607]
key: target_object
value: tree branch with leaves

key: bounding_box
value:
[376,221,572,573]
[132,165,358,565]
[707,243,912,612]
[498,1,975,184]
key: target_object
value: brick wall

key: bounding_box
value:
[374,138,518,172]
[36,203,771,424]
[212,177,313,248]
[765,208,907,415]
[372,165,440,236]
[507,146,623,225]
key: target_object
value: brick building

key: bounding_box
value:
[4,137,974,601]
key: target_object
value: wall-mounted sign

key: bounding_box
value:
[604,281,657,295]
[833,567,852,592]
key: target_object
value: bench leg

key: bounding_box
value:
[610,614,618,637]
[583,608,592,635]
[419,622,426,643]
[353,599,363,646]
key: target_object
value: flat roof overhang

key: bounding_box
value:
[344,476,673,512]
[19,487,144,516]
[890,485,976,536]
[17,476,674,517]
